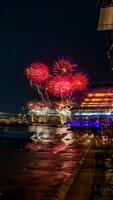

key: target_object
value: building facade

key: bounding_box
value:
[97,0,113,70]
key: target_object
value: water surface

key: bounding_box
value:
[0,126,91,200]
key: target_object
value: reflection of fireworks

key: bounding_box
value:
[53,57,78,75]
[26,62,49,84]
[55,172,71,181]
[50,141,67,154]
[48,76,72,99]
[72,72,89,91]
[25,143,46,151]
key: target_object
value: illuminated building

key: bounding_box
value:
[78,87,113,115]
[27,87,113,120]
[0,112,27,124]
[26,100,61,124]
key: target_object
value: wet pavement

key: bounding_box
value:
[0,126,91,200]
[64,146,95,200]
[64,147,113,200]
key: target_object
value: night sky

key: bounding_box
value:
[0,0,107,112]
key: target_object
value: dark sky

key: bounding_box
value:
[0,0,107,112]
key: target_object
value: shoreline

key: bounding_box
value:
[53,148,90,200]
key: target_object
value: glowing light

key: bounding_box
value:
[27,101,49,115]
[26,62,49,84]
[74,112,112,116]
[25,143,46,151]
[84,98,113,102]
[81,104,111,107]
[88,93,113,97]
[47,76,73,98]
[53,57,78,76]
[72,72,89,91]
[55,100,75,109]
[65,119,102,129]
[82,103,111,105]
[27,101,49,109]
[56,108,71,116]
[50,141,67,154]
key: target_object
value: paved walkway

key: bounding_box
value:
[64,150,95,200]
[64,169,94,200]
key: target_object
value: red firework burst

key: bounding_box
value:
[53,57,78,76]
[72,72,89,91]
[47,76,73,98]
[26,62,49,84]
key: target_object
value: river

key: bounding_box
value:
[0,126,92,200]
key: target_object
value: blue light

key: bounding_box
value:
[74,112,112,116]
[65,119,102,129]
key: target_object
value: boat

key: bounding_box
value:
[64,119,102,130]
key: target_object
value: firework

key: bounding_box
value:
[47,76,73,99]
[55,100,75,110]
[72,72,89,91]
[27,101,49,109]
[53,57,78,76]
[26,62,49,84]
[25,57,90,110]
[27,101,49,115]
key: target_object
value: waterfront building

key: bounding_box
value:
[0,112,27,124]
[73,87,113,117]
[26,87,113,121]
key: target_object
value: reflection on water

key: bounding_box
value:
[0,126,92,200]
